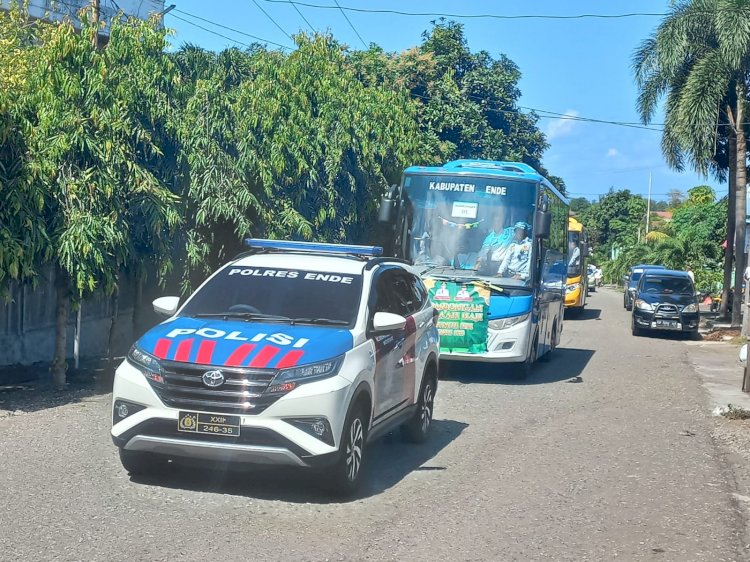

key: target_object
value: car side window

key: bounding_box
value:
[374,272,398,315]
[406,273,428,311]
[390,272,417,316]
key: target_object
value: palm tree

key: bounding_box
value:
[633,0,750,326]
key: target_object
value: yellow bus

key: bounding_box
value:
[565,217,588,312]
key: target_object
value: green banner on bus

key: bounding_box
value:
[424,279,490,354]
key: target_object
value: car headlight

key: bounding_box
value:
[682,303,699,313]
[127,345,165,384]
[267,355,344,392]
[489,313,530,331]
[634,299,653,311]
[566,283,580,295]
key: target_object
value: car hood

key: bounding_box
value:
[637,292,694,307]
[137,316,354,369]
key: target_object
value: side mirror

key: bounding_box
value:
[372,312,407,332]
[534,209,551,239]
[581,242,589,257]
[378,186,399,224]
[153,296,180,317]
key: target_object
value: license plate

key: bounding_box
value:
[652,320,681,329]
[178,412,241,436]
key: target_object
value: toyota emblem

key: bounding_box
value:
[202,370,225,388]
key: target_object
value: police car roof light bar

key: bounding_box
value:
[244,239,383,257]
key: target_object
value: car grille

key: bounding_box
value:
[148,361,281,415]
[655,304,678,315]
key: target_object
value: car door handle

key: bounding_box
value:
[418,321,425,328]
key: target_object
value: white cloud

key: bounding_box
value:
[607,148,619,157]
[545,110,579,140]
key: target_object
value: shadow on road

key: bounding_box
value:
[440,346,595,386]
[128,418,468,504]
[564,307,602,321]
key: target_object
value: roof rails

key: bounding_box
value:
[442,160,539,175]
[243,238,383,258]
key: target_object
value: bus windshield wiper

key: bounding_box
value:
[291,317,350,326]
[191,312,293,322]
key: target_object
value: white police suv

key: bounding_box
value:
[112,240,440,494]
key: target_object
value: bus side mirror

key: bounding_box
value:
[534,209,551,239]
[378,186,399,224]
[581,242,589,257]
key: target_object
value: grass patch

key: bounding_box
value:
[721,404,750,420]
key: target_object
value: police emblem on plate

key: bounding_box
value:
[202,369,225,388]
[178,413,197,431]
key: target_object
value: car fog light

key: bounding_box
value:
[284,417,334,445]
[112,400,145,425]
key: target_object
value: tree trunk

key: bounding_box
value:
[132,269,144,339]
[720,132,737,320]
[52,266,69,388]
[731,97,747,328]
[107,275,120,375]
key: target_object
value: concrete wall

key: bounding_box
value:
[0,268,137,366]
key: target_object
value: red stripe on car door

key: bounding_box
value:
[248,345,280,368]
[195,340,217,365]
[174,339,194,362]
[224,344,256,367]
[153,339,171,359]
[275,350,304,369]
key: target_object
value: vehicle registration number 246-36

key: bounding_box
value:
[178,412,241,436]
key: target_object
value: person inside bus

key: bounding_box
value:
[475,215,515,272]
[497,222,533,280]
[568,239,581,269]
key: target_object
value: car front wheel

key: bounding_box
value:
[325,404,368,496]
[119,448,164,475]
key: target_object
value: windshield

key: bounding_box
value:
[179,266,363,326]
[403,173,536,288]
[567,231,582,278]
[640,276,694,295]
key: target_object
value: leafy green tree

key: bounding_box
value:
[581,189,647,257]
[569,197,591,214]
[12,14,181,386]
[634,0,750,325]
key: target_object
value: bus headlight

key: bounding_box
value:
[489,313,530,331]
[566,283,580,295]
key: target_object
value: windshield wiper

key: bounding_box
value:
[291,317,350,326]
[191,312,293,323]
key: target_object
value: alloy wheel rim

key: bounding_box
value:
[345,417,363,481]
[421,384,434,433]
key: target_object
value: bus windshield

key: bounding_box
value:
[567,231,583,278]
[403,174,537,288]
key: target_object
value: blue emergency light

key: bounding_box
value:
[244,239,383,257]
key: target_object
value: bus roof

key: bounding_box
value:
[403,160,568,204]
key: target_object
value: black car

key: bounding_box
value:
[631,270,700,337]
[623,264,667,311]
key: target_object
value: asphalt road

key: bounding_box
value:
[0,288,746,561]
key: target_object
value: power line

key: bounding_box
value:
[169,12,256,49]
[250,0,293,42]
[288,0,315,33]
[171,8,294,50]
[263,1,668,21]
[333,0,367,49]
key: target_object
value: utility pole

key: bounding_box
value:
[646,172,652,234]
[92,0,100,49]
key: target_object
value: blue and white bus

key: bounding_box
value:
[378,160,569,377]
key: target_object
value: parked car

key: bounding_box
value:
[624,264,667,311]
[631,269,700,337]
[587,264,597,293]
[111,239,440,495]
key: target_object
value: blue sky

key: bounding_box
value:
[163,0,724,203]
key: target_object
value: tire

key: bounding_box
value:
[539,321,558,363]
[631,318,644,337]
[516,334,537,379]
[119,448,162,475]
[401,371,436,444]
[325,402,368,496]
[626,301,633,312]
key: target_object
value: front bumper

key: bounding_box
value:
[440,317,531,363]
[111,360,351,467]
[633,308,699,332]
